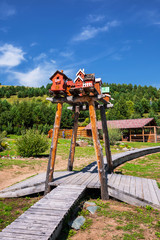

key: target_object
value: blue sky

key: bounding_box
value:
[0,0,160,88]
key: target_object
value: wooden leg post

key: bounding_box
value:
[67,106,80,171]
[89,100,109,200]
[44,103,63,194]
[142,128,144,142]
[100,105,113,173]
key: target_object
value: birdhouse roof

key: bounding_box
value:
[76,68,85,76]
[84,73,95,81]
[74,75,84,82]
[50,70,69,81]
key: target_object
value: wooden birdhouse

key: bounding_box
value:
[83,73,95,88]
[101,86,110,102]
[66,78,75,96]
[95,78,102,94]
[74,69,85,88]
[50,70,68,92]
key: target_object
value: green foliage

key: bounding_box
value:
[108,128,122,145]
[15,129,49,157]
[0,131,8,152]
[155,232,160,238]
[67,229,77,238]
[145,205,153,211]
[80,218,92,230]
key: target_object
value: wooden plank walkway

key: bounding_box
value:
[0,184,86,240]
[1,170,160,209]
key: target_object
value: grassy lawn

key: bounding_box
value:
[0,95,48,103]
[0,196,42,231]
[0,135,159,172]
[116,153,160,186]
[120,141,160,149]
[59,197,160,240]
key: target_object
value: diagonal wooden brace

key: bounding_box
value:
[89,99,109,200]
[67,105,80,171]
[44,102,63,194]
[100,105,113,173]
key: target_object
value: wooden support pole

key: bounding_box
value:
[44,102,63,194]
[67,106,80,171]
[142,128,144,142]
[89,99,109,200]
[154,126,157,143]
[100,105,113,173]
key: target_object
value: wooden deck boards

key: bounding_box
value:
[0,170,160,210]
[0,185,86,240]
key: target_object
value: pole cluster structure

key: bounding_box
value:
[44,69,113,200]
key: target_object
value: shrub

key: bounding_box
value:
[108,128,122,145]
[15,129,49,157]
[0,131,8,152]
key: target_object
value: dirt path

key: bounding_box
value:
[0,156,95,191]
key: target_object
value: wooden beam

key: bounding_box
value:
[154,126,157,143]
[129,129,131,142]
[142,128,144,142]
[67,103,113,111]
[100,105,113,173]
[44,103,63,194]
[67,106,80,171]
[88,99,109,200]
[46,93,110,105]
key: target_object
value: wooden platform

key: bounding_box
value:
[0,184,86,240]
[1,170,160,209]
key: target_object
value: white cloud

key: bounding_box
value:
[0,2,16,20]
[72,20,120,41]
[0,27,8,33]
[0,44,25,68]
[11,60,74,87]
[30,42,38,47]
[110,53,122,61]
[120,46,131,52]
[60,51,74,58]
[33,53,47,61]
[88,14,105,23]
[12,61,56,87]
[154,22,160,25]
[49,48,57,53]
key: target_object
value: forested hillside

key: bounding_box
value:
[0,83,159,135]
[103,83,160,124]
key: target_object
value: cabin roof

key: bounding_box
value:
[85,118,156,130]
[50,70,69,80]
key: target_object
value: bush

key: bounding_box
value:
[0,131,8,152]
[108,128,122,145]
[15,129,49,157]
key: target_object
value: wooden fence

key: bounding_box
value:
[129,126,160,143]
[48,127,88,139]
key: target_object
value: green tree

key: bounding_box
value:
[5,91,11,98]
[16,129,49,157]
